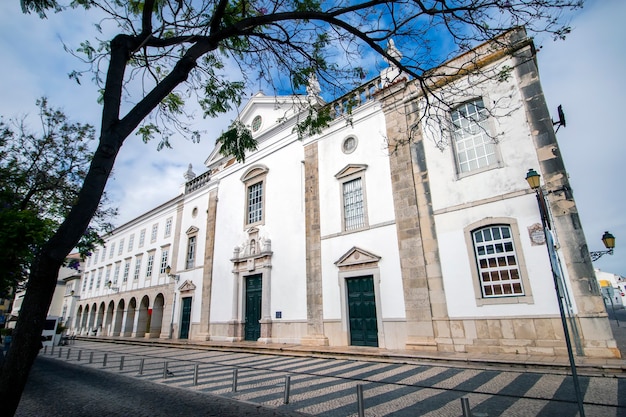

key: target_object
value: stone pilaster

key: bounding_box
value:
[378,81,448,351]
[301,141,328,346]
[514,45,619,358]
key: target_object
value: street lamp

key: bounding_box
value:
[525,168,585,417]
[165,266,180,283]
[106,280,119,292]
[590,231,616,261]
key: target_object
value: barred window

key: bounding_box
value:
[342,178,365,231]
[472,225,524,298]
[122,260,130,283]
[146,253,154,278]
[160,248,169,274]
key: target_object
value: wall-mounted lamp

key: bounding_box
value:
[165,266,180,283]
[590,231,616,261]
[106,280,119,292]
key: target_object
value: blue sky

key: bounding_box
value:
[0,0,624,276]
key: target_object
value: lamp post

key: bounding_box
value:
[590,231,616,261]
[525,168,585,417]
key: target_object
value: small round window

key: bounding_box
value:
[251,115,262,132]
[191,207,198,218]
[342,136,357,154]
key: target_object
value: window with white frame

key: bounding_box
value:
[109,242,115,259]
[146,252,154,278]
[241,165,268,227]
[88,272,94,290]
[96,268,103,289]
[105,265,111,286]
[113,262,121,284]
[160,247,169,274]
[450,98,498,175]
[83,272,89,291]
[151,224,158,242]
[165,217,172,237]
[122,260,130,282]
[139,229,146,248]
[133,256,142,280]
[118,239,124,255]
[101,247,106,262]
[335,164,368,232]
[186,236,196,270]
[93,250,98,265]
[472,225,524,298]
[128,234,135,252]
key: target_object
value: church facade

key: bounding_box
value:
[72,28,619,359]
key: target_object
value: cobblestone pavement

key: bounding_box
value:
[39,340,626,417]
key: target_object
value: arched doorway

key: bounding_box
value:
[112,299,125,336]
[149,294,165,338]
[105,301,115,336]
[123,298,137,337]
[135,295,150,338]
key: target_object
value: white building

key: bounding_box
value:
[73,28,619,359]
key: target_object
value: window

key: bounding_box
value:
[241,165,268,227]
[104,265,111,286]
[139,229,146,248]
[165,218,172,238]
[472,225,523,298]
[247,182,263,224]
[101,247,106,262]
[251,115,262,132]
[146,252,154,278]
[342,178,365,231]
[186,236,196,270]
[93,250,98,265]
[118,239,124,255]
[151,224,158,242]
[88,272,94,290]
[160,248,169,274]
[122,260,130,283]
[335,164,368,232]
[83,272,89,291]
[96,268,103,289]
[113,262,121,285]
[133,256,142,280]
[451,98,498,174]
[127,234,135,252]
[109,243,115,259]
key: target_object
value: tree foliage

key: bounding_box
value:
[3,0,582,415]
[0,99,114,296]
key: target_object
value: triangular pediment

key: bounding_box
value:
[335,164,368,179]
[178,280,196,292]
[335,247,381,267]
[186,226,199,235]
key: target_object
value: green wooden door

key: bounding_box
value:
[244,275,262,341]
[179,297,192,339]
[347,276,378,347]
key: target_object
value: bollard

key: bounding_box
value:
[89,351,94,364]
[163,361,168,379]
[58,347,63,358]
[193,364,199,386]
[50,345,55,356]
[138,358,145,375]
[102,353,108,368]
[283,375,291,404]
[232,368,238,392]
[356,384,365,417]
[461,397,472,417]
[66,348,71,360]
[43,346,48,355]
[77,350,82,361]
[119,356,125,371]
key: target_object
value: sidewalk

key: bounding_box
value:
[78,321,626,377]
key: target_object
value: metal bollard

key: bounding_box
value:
[138,358,145,375]
[43,346,47,355]
[283,375,291,404]
[50,345,55,356]
[77,350,82,361]
[356,384,365,417]
[58,347,63,358]
[88,351,94,364]
[163,361,168,379]
[66,348,71,360]
[461,397,472,417]
[102,353,108,368]
[232,368,238,392]
[193,364,199,386]
[119,356,125,371]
